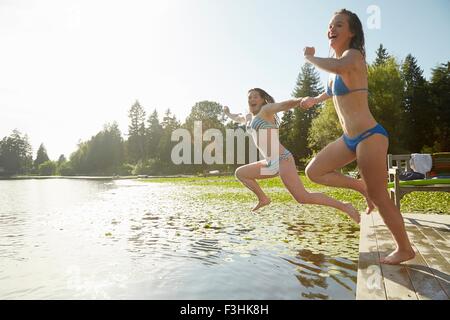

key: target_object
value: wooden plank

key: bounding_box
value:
[404,243,448,300]
[417,227,449,260]
[403,221,450,298]
[371,213,418,300]
[404,214,450,240]
[356,213,387,300]
[404,214,450,229]
[404,217,450,262]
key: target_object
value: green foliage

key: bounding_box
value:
[146,109,163,160]
[427,62,450,152]
[400,54,431,152]
[4,45,448,178]
[373,44,391,66]
[286,63,323,166]
[69,122,124,175]
[367,56,406,153]
[0,129,33,175]
[158,109,181,170]
[117,163,134,176]
[132,159,163,176]
[56,161,75,176]
[307,100,342,154]
[184,100,224,131]
[127,100,147,163]
[34,143,50,172]
[38,160,57,176]
[142,174,450,214]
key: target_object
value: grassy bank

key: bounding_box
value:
[141,174,450,214]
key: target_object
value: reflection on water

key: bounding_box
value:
[0,179,359,299]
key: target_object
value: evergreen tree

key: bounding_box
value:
[401,54,430,152]
[57,154,67,165]
[279,110,294,153]
[290,63,323,166]
[34,143,50,171]
[374,44,390,66]
[146,109,163,160]
[428,62,450,151]
[127,100,147,163]
[158,109,181,172]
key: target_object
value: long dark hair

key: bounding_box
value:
[335,9,366,58]
[248,88,280,124]
[248,88,275,104]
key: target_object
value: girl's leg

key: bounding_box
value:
[279,156,360,224]
[235,160,278,211]
[356,135,415,264]
[305,137,374,213]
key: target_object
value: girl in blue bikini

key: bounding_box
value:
[224,88,360,224]
[301,9,414,264]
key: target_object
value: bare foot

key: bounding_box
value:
[343,203,361,224]
[252,198,271,211]
[381,248,416,265]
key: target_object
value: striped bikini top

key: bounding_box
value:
[249,114,280,131]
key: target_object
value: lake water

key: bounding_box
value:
[0,179,360,299]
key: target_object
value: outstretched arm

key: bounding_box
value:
[303,47,361,74]
[223,106,247,124]
[300,91,330,110]
[261,98,303,115]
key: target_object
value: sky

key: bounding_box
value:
[1,0,449,160]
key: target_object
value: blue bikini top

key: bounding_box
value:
[326,74,368,96]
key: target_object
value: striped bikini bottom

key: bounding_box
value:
[261,149,292,175]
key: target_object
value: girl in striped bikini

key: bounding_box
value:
[223,88,360,224]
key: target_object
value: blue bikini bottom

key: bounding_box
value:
[342,124,388,152]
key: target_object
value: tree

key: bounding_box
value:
[34,143,50,172]
[146,109,163,160]
[307,100,341,154]
[401,54,430,152]
[184,100,224,131]
[68,123,124,175]
[279,110,295,154]
[290,63,324,166]
[127,100,147,163]
[38,160,57,176]
[368,57,406,153]
[374,44,390,66]
[183,101,225,173]
[427,62,450,151]
[57,154,66,165]
[158,109,181,173]
[0,129,33,175]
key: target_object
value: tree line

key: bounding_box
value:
[1,44,449,176]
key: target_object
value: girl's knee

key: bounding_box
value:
[305,162,320,183]
[234,168,242,180]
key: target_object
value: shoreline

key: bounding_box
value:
[0,174,199,181]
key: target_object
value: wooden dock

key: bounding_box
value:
[356,212,450,300]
